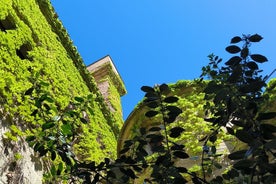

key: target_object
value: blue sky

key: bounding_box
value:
[50,1,276,120]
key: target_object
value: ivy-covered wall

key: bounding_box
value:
[0,0,125,182]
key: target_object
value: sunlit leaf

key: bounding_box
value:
[42,122,55,130]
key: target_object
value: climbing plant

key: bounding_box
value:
[23,34,276,183]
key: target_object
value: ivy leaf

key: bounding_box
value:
[25,87,34,95]
[225,45,241,54]
[230,36,242,43]
[225,56,242,66]
[80,118,88,124]
[26,135,36,142]
[249,34,263,42]
[167,106,182,116]
[141,86,155,93]
[74,96,84,103]
[120,147,130,154]
[42,122,55,130]
[250,54,268,63]
[169,127,185,138]
[173,151,189,159]
[145,110,158,118]
[164,96,179,103]
[61,124,72,136]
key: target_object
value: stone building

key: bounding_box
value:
[0,0,125,183]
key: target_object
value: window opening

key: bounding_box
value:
[16,43,33,60]
[0,15,16,32]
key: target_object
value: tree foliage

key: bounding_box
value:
[22,34,276,183]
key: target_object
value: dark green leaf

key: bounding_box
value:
[133,165,143,172]
[74,96,84,103]
[231,36,242,43]
[57,163,63,175]
[265,139,276,149]
[240,47,249,58]
[173,151,189,159]
[148,126,161,132]
[51,151,56,161]
[169,127,185,138]
[225,56,242,66]
[214,162,222,169]
[145,110,158,118]
[140,127,146,135]
[247,62,258,70]
[250,54,268,63]
[209,134,217,143]
[164,96,179,103]
[141,86,155,93]
[42,122,55,130]
[146,101,159,108]
[225,45,241,54]
[257,112,276,121]
[231,121,245,127]
[120,147,130,154]
[236,129,254,144]
[167,106,182,115]
[25,87,34,95]
[261,124,276,132]
[233,159,254,170]
[159,83,170,94]
[226,127,235,135]
[176,167,187,173]
[61,124,72,136]
[147,134,164,143]
[92,173,100,184]
[120,168,136,179]
[38,146,48,156]
[26,135,36,142]
[171,144,185,151]
[228,150,247,160]
[80,118,88,124]
[249,34,263,42]
[31,109,38,116]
